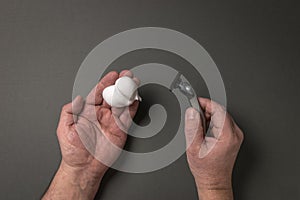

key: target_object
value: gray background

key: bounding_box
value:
[0,0,299,199]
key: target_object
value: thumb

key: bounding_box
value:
[185,107,204,155]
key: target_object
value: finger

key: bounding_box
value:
[60,96,84,126]
[117,101,139,130]
[199,136,218,158]
[185,107,204,155]
[97,107,112,127]
[102,99,112,108]
[111,107,125,117]
[119,70,133,78]
[119,70,140,86]
[199,97,232,139]
[110,101,139,133]
[198,97,218,118]
[86,71,119,105]
[132,77,141,86]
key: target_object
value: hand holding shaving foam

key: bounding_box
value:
[42,70,139,200]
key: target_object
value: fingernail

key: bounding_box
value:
[187,108,197,120]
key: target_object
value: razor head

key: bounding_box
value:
[169,72,207,132]
[170,73,182,91]
[170,73,195,99]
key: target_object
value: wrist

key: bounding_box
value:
[191,169,232,189]
[197,187,233,200]
[194,176,233,200]
[42,162,104,200]
[59,160,106,183]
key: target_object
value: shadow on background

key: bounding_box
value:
[233,131,259,199]
[95,169,118,199]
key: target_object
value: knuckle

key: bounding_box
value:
[232,131,243,146]
[238,131,244,142]
[62,104,69,111]
[234,124,244,143]
[56,127,61,137]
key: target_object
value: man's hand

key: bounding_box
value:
[185,98,244,200]
[43,70,139,200]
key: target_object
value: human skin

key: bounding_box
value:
[42,70,139,200]
[185,98,244,200]
[43,70,243,200]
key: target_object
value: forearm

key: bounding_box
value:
[42,162,103,200]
